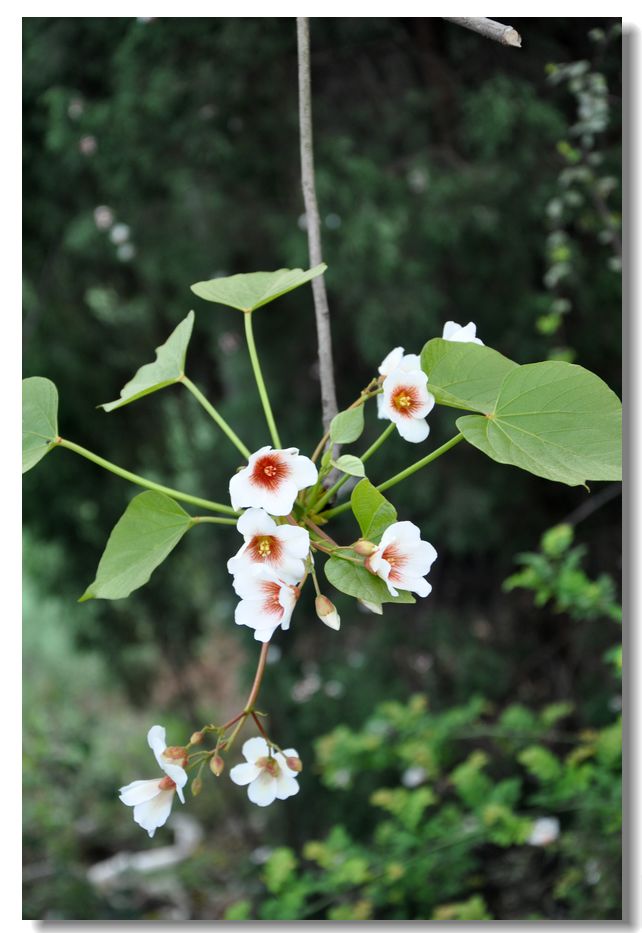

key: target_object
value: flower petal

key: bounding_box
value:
[378,346,404,376]
[290,454,318,491]
[119,778,162,807]
[275,774,300,800]
[133,788,175,838]
[237,508,276,538]
[230,762,261,786]
[242,736,270,763]
[147,724,167,770]
[247,772,278,807]
[275,524,310,559]
[396,417,430,443]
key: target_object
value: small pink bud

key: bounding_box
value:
[190,731,204,745]
[209,755,225,777]
[191,776,203,797]
[286,755,303,773]
[164,746,189,767]
[353,539,377,557]
[315,595,341,631]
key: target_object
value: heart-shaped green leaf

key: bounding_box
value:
[330,406,365,444]
[332,455,366,477]
[457,361,622,487]
[80,491,194,601]
[190,264,327,313]
[100,311,194,412]
[351,479,397,541]
[324,555,415,605]
[23,377,59,474]
[421,338,518,413]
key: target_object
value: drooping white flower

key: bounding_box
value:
[442,321,484,345]
[379,369,435,443]
[229,446,318,516]
[118,725,188,838]
[233,564,299,642]
[227,508,309,583]
[377,346,422,418]
[527,816,560,847]
[229,736,300,807]
[366,521,437,597]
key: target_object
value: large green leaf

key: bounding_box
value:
[351,479,397,541]
[457,361,622,487]
[324,556,415,605]
[80,491,194,601]
[330,406,364,444]
[22,377,59,474]
[190,265,327,313]
[420,338,518,413]
[100,311,194,412]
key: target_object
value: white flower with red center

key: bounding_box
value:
[380,369,435,443]
[442,321,484,345]
[227,508,309,583]
[365,521,437,597]
[377,346,422,418]
[229,737,300,807]
[229,446,318,516]
[118,725,188,838]
[233,565,300,642]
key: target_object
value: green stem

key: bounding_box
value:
[244,312,282,448]
[312,422,396,514]
[192,515,238,526]
[360,421,395,463]
[55,437,238,516]
[181,376,251,459]
[320,433,465,521]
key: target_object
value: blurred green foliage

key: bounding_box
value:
[23,17,621,920]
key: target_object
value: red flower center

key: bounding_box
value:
[250,453,291,491]
[248,534,283,564]
[382,543,408,583]
[391,385,422,417]
[261,581,285,618]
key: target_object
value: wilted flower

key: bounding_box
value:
[228,508,309,582]
[527,816,560,847]
[366,521,437,597]
[230,737,300,807]
[118,725,188,838]
[380,369,435,443]
[442,321,484,345]
[229,446,318,516]
[232,564,299,642]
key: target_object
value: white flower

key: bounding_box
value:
[227,508,309,582]
[233,565,299,642]
[366,521,437,597]
[380,369,435,443]
[229,446,318,516]
[377,346,422,418]
[527,816,560,847]
[230,737,300,807]
[442,321,484,345]
[118,725,188,838]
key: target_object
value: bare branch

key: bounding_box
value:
[443,17,522,48]
[296,16,339,432]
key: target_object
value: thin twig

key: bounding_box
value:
[297,16,339,432]
[563,483,621,527]
[443,17,522,48]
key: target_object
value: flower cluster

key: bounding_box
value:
[118,320,482,836]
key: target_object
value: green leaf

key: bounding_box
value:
[457,361,622,487]
[332,454,365,477]
[518,745,562,783]
[324,555,415,605]
[420,338,518,413]
[22,377,59,473]
[100,311,194,411]
[190,265,327,313]
[80,491,194,601]
[350,479,397,541]
[329,406,364,444]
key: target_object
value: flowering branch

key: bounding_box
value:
[297,16,339,433]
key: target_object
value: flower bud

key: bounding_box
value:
[190,731,204,745]
[191,776,203,797]
[285,755,303,773]
[209,755,225,777]
[164,745,189,767]
[353,539,377,557]
[315,595,341,631]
